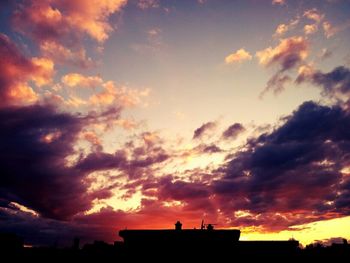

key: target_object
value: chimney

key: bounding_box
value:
[175,221,182,230]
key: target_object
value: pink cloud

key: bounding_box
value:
[0,34,54,107]
[12,0,127,66]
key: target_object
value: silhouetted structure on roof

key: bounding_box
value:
[119,220,240,249]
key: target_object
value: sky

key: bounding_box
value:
[1,0,350,247]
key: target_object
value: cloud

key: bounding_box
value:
[13,0,127,43]
[30,57,55,87]
[193,143,223,154]
[322,20,350,39]
[272,0,285,5]
[0,100,136,222]
[157,176,209,200]
[0,104,91,219]
[256,36,308,71]
[89,81,150,107]
[274,24,289,37]
[59,73,150,110]
[301,8,349,39]
[2,101,350,242]
[225,49,252,65]
[296,65,350,102]
[213,101,350,230]
[40,41,93,68]
[304,24,318,35]
[301,8,326,36]
[222,123,245,140]
[256,36,308,96]
[273,17,299,38]
[320,48,332,60]
[193,121,217,140]
[12,0,127,67]
[137,0,160,9]
[62,73,103,88]
[81,131,103,149]
[0,34,54,107]
[303,8,324,23]
[323,21,337,38]
[132,27,164,54]
[76,131,169,179]
[260,73,292,97]
[76,151,126,173]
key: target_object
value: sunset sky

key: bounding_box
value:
[1,0,350,247]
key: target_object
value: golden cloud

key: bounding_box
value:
[225,48,252,65]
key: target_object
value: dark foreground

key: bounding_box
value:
[3,241,350,262]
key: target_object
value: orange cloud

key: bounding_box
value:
[115,119,139,130]
[40,41,93,68]
[14,0,127,44]
[90,81,150,107]
[0,33,56,106]
[59,73,150,111]
[257,36,308,96]
[296,64,316,80]
[7,82,38,106]
[62,73,103,88]
[274,23,288,36]
[256,36,308,70]
[31,57,55,87]
[274,17,299,38]
[301,8,324,36]
[61,0,127,42]
[81,131,102,147]
[12,0,127,70]
[303,8,324,23]
[225,48,252,65]
[304,24,318,35]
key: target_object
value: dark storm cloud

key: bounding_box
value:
[213,101,350,228]
[76,151,127,173]
[157,176,210,201]
[0,104,96,220]
[222,123,245,140]
[192,121,216,139]
[76,140,169,179]
[140,175,216,215]
[296,65,350,98]
[0,101,169,222]
[0,104,126,220]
